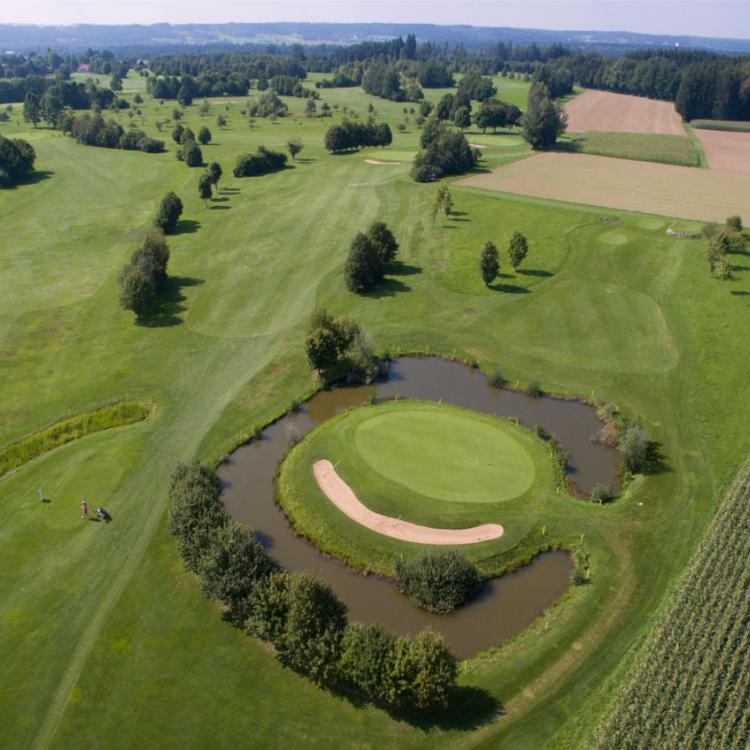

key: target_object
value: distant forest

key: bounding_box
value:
[1,34,749,121]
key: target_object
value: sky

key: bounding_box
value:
[2,0,750,40]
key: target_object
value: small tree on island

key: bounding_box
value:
[198,172,213,206]
[480,241,500,286]
[287,137,304,160]
[508,231,529,270]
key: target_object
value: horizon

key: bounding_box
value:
[3,1,750,42]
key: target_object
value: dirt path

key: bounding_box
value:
[312,460,504,545]
[694,128,750,173]
[565,90,685,135]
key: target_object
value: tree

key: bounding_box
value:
[287,137,303,160]
[197,522,278,623]
[726,215,743,233]
[507,231,529,270]
[452,106,471,131]
[177,86,193,107]
[167,461,227,572]
[118,266,156,316]
[368,221,399,265]
[480,241,500,286]
[408,629,457,710]
[110,74,123,92]
[304,309,363,375]
[183,142,203,167]
[394,550,481,614]
[274,573,348,686]
[154,191,183,234]
[374,122,392,148]
[0,134,36,186]
[216,113,227,127]
[23,91,40,127]
[171,123,184,144]
[39,89,62,127]
[618,425,650,474]
[339,623,396,704]
[304,98,317,118]
[198,172,213,205]
[345,232,383,292]
[197,126,211,145]
[207,161,222,189]
[245,571,291,642]
[432,181,453,220]
[521,86,567,149]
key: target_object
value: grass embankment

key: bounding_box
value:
[592,456,750,749]
[0,400,152,478]
[0,67,749,750]
[562,131,701,166]
[278,400,562,576]
[690,119,750,132]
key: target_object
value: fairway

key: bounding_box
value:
[353,405,535,503]
[457,152,750,221]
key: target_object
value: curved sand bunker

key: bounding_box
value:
[312,459,504,545]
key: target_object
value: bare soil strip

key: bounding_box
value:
[457,152,750,222]
[694,128,750,173]
[312,460,504,545]
[364,158,401,165]
[565,90,685,136]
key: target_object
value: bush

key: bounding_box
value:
[233,146,287,177]
[183,141,203,167]
[570,568,589,586]
[0,134,35,187]
[590,482,612,504]
[339,623,396,704]
[726,215,743,233]
[527,380,542,398]
[197,522,278,623]
[619,424,650,473]
[394,550,481,614]
[304,309,370,380]
[197,126,211,145]
[154,191,183,234]
[245,571,291,642]
[167,461,227,572]
[489,370,505,388]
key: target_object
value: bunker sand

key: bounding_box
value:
[312,460,504,545]
[565,90,684,135]
[364,158,401,165]
[457,152,750,223]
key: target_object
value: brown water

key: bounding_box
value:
[220,357,616,658]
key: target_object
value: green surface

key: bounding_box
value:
[0,67,749,750]
[690,119,750,132]
[353,403,536,504]
[278,400,557,575]
[561,131,701,166]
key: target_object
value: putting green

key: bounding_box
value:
[353,407,535,503]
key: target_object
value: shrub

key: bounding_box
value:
[167,461,227,572]
[726,215,743,233]
[590,482,612,504]
[245,571,291,642]
[570,568,589,586]
[339,623,396,704]
[197,126,211,145]
[619,424,650,473]
[527,380,543,398]
[233,146,287,177]
[0,134,35,187]
[394,550,481,614]
[489,370,505,388]
[304,309,370,379]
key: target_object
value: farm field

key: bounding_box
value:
[694,127,750,172]
[690,119,750,132]
[560,131,701,166]
[457,152,750,221]
[1,66,750,750]
[564,89,685,135]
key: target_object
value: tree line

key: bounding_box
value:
[324,118,392,153]
[167,459,458,711]
[233,146,287,178]
[61,113,165,153]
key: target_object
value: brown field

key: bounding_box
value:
[694,128,750,173]
[457,153,750,222]
[565,90,685,135]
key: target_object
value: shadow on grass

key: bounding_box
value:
[295,157,318,163]
[10,170,55,188]
[209,205,231,210]
[136,276,204,328]
[212,196,230,203]
[174,219,201,234]
[643,441,670,476]
[490,282,530,294]
[518,268,554,278]
[220,186,240,193]
[389,261,421,277]
[362,278,411,298]
[730,290,749,296]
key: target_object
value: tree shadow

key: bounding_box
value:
[295,157,318,163]
[174,219,201,234]
[389,261,421,277]
[209,205,231,210]
[12,169,55,187]
[490,282,530,294]
[386,686,502,730]
[731,265,749,272]
[211,196,230,203]
[518,268,553,278]
[449,210,468,217]
[730,290,749,296]
[550,140,582,154]
[363,278,411,298]
[220,186,240,193]
[643,441,670,476]
[136,276,204,328]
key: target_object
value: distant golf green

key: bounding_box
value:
[353,405,535,503]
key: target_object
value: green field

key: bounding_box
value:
[1,68,750,750]
[560,130,702,166]
[689,119,750,132]
[278,400,566,574]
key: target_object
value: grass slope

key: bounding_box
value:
[0,69,748,750]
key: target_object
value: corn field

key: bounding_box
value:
[593,456,750,749]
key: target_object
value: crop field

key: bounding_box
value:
[690,119,750,132]
[2,67,750,750]
[694,128,750,172]
[457,152,750,221]
[560,131,701,166]
[564,90,685,135]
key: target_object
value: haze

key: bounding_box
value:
[3,0,749,40]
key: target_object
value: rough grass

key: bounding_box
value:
[690,119,750,132]
[560,131,701,167]
[0,68,749,750]
[0,400,152,479]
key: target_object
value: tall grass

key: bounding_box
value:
[0,400,153,478]
[564,131,701,167]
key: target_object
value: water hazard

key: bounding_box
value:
[220,357,617,658]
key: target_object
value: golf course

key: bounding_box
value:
[1,53,750,750]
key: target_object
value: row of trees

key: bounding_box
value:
[118,226,171,316]
[168,460,457,709]
[232,146,288,177]
[479,233,529,286]
[0,134,35,188]
[344,222,400,292]
[706,216,745,281]
[324,119,392,153]
[62,113,165,153]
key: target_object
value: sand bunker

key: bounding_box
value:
[312,459,504,545]
[364,158,401,165]
[469,143,489,149]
